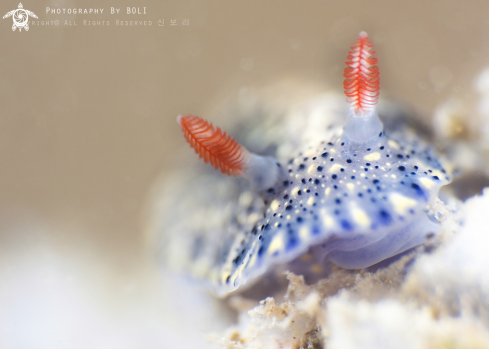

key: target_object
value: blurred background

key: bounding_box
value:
[1,0,488,347]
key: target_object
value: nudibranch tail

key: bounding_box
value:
[178,115,248,176]
[343,32,383,143]
[343,31,380,116]
[178,115,284,195]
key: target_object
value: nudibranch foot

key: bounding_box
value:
[324,212,439,269]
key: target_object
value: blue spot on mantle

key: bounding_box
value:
[341,220,353,230]
[286,236,299,251]
[379,210,393,225]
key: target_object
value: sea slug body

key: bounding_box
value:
[169,32,451,296]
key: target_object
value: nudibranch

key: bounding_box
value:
[170,32,451,296]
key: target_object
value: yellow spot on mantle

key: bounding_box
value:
[322,215,334,228]
[247,248,259,269]
[299,226,309,240]
[351,206,370,228]
[347,183,355,190]
[268,234,284,255]
[247,213,262,225]
[304,149,317,157]
[239,191,253,207]
[291,186,301,197]
[270,200,280,211]
[364,152,381,161]
[307,165,315,174]
[222,274,231,284]
[419,177,435,189]
[388,140,400,149]
[329,164,342,173]
[325,187,331,196]
[307,197,315,206]
[389,192,417,215]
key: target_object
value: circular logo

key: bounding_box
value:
[13,9,28,28]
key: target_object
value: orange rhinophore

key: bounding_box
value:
[343,31,380,116]
[178,115,248,176]
[178,115,284,196]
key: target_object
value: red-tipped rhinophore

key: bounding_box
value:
[343,32,380,116]
[178,115,248,176]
